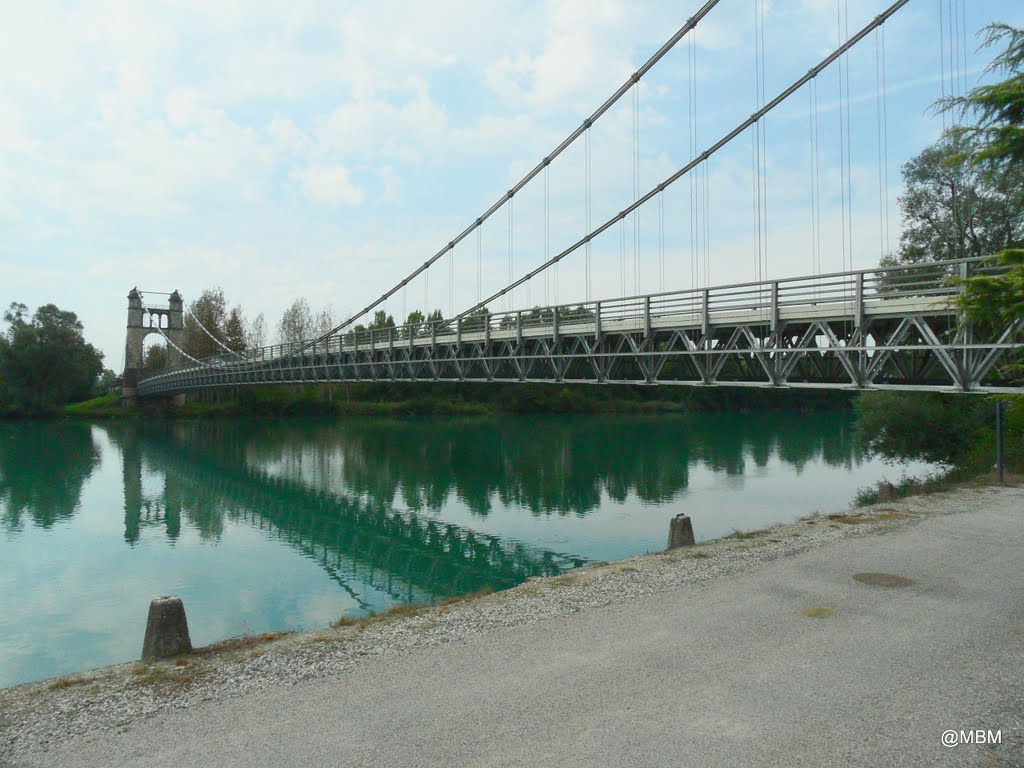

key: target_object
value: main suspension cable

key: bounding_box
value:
[187,308,237,356]
[314,0,724,344]
[449,0,911,324]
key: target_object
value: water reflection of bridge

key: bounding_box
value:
[108,425,585,604]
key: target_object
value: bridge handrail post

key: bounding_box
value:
[457,318,462,346]
[553,306,559,343]
[516,310,523,346]
[644,296,652,338]
[701,289,710,338]
[854,273,864,329]
[389,326,394,352]
[484,313,491,346]
[770,281,779,333]
[431,319,437,348]
[595,301,602,339]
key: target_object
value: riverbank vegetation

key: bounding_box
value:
[63,382,853,420]
[0,303,110,417]
[856,24,1024,483]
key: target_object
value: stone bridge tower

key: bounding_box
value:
[122,288,184,402]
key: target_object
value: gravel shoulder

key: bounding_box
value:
[1,483,1021,765]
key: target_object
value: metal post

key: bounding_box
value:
[854,273,864,330]
[770,281,779,333]
[996,400,1005,484]
[644,296,652,338]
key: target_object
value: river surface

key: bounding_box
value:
[0,414,931,688]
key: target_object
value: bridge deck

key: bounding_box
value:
[138,260,1021,395]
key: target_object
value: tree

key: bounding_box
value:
[0,302,103,412]
[278,298,313,344]
[943,23,1024,168]
[185,287,229,358]
[877,131,1024,292]
[895,132,1022,263]
[93,368,120,395]
[313,306,337,338]
[245,313,267,350]
[404,310,425,339]
[224,307,246,352]
[368,310,395,330]
[143,344,168,373]
[861,24,1024,466]
[855,391,989,465]
[459,306,490,333]
[943,24,1024,380]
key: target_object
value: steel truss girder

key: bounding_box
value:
[140,312,1022,396]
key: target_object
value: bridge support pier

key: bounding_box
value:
[123,288,185,402]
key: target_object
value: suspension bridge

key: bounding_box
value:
[129,0,1022,399]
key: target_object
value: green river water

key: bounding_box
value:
[0,414,931,688]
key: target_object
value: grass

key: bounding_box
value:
[63,393,123,417]
[726,528,766,541]
[191,631,291,655]
[853,468,973,508]
[47,674,92,691]
[129,659,209,690]
[333,587,496,630]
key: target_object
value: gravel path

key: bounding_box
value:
[1,484,1020,766]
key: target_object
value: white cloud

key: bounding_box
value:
[294,164,364,207]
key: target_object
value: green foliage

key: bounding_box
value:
[876,130,1023,294]
[957,248,1024,327]
[936,26,1024,380]
[184,287,246,357]
[93,368,120,395]
[224,307,246,352]
[65,393,122,417]
[368,310,395,329]
[0,302,104,414]
[277,298,313,344]
[901,132,1022,261]
[855,391,991,465]
[144,344,168,373]
[185,288,227,357]
[942,23,1024,168]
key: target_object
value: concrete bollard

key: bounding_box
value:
[877,481,896,503]
[667,514,695,550]
[141,596,192,660]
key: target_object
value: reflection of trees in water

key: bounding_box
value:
[0,414,865,538]
[221,413,863,517]
[0,422,100,531]
[102,423,578,600]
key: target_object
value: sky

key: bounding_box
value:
[1,0,1022,369]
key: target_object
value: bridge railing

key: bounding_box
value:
[140,255,1006,388]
